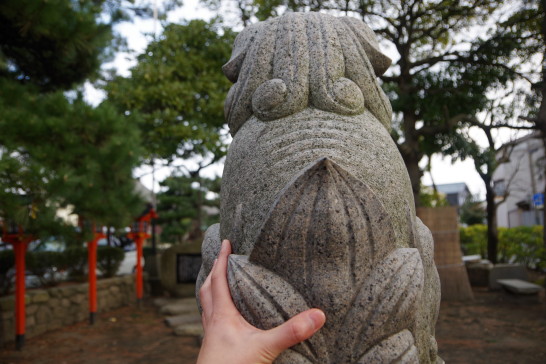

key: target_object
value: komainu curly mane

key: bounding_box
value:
[222,12,393,135]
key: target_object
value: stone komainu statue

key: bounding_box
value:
[197,12,442,364]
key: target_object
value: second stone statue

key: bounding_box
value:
[197,12,442,364]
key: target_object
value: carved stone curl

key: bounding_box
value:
[197,12,441,364]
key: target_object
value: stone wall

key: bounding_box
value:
[0,275,136,346]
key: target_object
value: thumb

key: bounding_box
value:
[262,309,326,355]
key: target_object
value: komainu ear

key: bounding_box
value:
[222,22,263,83]
[341,17,392,77]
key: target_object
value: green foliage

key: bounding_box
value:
[106,19,236,162]
[499,225,545,270]
[0,0,113,91]
[63,246,88,279]
[0,0,146,238]
[460,224,488,257]
[157,174,220,244]
[0,249,14,274]
[0,78,144,233]
[26,251,67,287]
[460,225,545,269]
[97,246,125,278]
[418,185,450,208]
[460,195,486,226]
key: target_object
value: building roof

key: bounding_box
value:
[134,180,154,203]
[435,182,469,195]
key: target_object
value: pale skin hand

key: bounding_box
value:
[197,240,326,364]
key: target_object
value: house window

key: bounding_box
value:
[493,179,506,197]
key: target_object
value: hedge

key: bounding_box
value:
[0,245,126,292]
[97,246,125,278]
[460,225,545,270]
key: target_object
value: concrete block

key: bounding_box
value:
[489,264,528,290]
[159,298,199,316]
[153,297,171,307]
[497,279,544,295]
[164,314,201,327]
[173,322,203,337]
[466,260,493,287]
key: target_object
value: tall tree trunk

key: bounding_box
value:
[540,0,546,248]
[399,108,424,207]
[403,151,424,207]
[542,137,546,248]
[485,184,499,264]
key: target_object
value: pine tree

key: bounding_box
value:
[157,174,220,244]
[0,0,144,238]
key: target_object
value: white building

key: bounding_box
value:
[493,132,545,228]
[435,182,471,207]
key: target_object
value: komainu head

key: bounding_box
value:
[223,12,393,136]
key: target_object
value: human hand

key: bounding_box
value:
[197,239,326,364]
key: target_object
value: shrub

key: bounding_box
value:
[143,246,155,258]
[63,246,88,280]
[0,250,15,294]
[97,246,125,278]
[460,225,546,270]
[499,225,545,270]
[26,251,65,287]
[459,224,487,257]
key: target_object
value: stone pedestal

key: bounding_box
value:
[417,207,474,302]
[160,241,201,297]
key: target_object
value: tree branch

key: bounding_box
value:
[419,114,475,136]
[409,51,462,69]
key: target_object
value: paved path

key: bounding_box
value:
[153,297,204,338]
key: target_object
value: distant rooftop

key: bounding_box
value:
[134,180,154,203]
[435,182,470,195]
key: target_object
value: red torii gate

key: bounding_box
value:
[1,222,33,350]
[127,205,157,304]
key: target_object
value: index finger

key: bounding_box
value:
[210,240,238,314]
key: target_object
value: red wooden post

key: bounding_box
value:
[14,239,30,350]
[87,236,98,324]
[135,235,144,303]
[127,205,157,305]
[2,222,32,351]
[86,230,105,325]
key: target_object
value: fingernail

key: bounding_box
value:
[221,239,229,253]
[308,309,326,330]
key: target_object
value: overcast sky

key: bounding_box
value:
[91,0,531,200]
